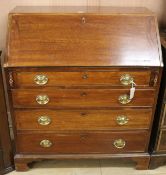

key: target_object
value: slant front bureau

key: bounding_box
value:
[3,6,163,171]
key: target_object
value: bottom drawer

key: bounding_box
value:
[17,131,148,154]
[157,130,166,151]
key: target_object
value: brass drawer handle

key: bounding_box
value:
[36,95,49,105]
[38,116,51,125]
[114,139,126,149]
[116,115,129,125]
[40,140,52,148]
[120,74,134,86]
[118,94,131,104]
[34,75,48,85]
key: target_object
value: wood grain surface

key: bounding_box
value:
[11,88,155,108]
[14,109,152,130]
[0,0,165,51]
[6,9,161,67]
[16,131,149,154]
[3,6,163,171]
[14,70,151,88]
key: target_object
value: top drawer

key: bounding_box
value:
[12,70,151,88]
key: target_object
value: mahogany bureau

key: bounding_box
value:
[3,6,163,171]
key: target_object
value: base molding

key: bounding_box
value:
[14,153,150,171]
[149,153,166,169]
[0,166,14,174]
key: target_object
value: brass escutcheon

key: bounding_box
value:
[82,73,88,79]
[81,17,86,24]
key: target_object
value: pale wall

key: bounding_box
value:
[0,0,165,50]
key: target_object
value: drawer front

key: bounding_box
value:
[17,131,148,154]
[14,109,152,130]
[157,130,166,151]
[14,71,151,87]
[12,89,155,108]
[10,15,159,67]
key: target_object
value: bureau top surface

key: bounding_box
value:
[11,6,152,14]
[5,6,162,67]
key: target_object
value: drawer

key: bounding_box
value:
[157,129,166,151]
[14,71,151,87]
[14,109,152,130]
[12,89,155,108]
[17,131,148,154]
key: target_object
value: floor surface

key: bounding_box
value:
[9,159,166,175]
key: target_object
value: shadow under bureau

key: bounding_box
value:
[3,6,163,171]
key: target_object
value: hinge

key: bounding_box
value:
[9,72,14,87]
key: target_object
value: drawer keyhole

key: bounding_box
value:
[81,17,86,24]
[82,74,88,79]
[80,92,87,97]
[80,112,87,117]
[80,134,88,140]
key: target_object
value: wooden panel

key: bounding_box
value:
[10,6,153,14]
[15,71,151,88]
[6,10,161,67]
[12,89,155,108]
[14,109,152,130]
[17,131,148,154]
[0,0,165,51]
